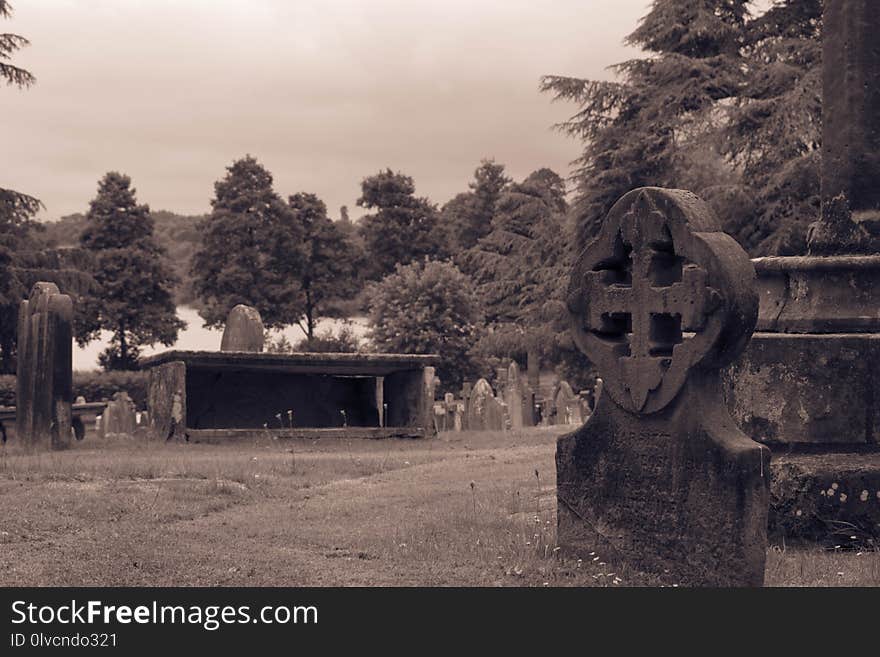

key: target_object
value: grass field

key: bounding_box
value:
[1,426,877,586]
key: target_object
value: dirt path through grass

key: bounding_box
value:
[2,428,877,586]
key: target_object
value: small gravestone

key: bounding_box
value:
[220,304,265,352]
[16,282,74,450]
[467,378,504,431]
[99,391,137,437]
[554,381,580,425]
[558,187,770,586]
[504,361,524,430]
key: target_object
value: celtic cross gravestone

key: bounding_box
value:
[557,187,770,586]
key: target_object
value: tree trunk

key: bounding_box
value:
[306,289,315,342]
[118,321,128,367]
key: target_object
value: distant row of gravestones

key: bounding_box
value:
[432,366,599,433]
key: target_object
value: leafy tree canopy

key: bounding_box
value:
[367,259,484,391]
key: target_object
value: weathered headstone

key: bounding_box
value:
[466,378,504,431]
[99,391,137,437]
[558,187,769,586]
[220,304,265,352]
[504,361,524,429]
[459,381,472,431]
[553,381,580,425]
[16,282,74,450]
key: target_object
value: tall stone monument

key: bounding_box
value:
[558,187,769,586]
[725,0,880,542]
[16,282,74,450]
[220,304,265,352]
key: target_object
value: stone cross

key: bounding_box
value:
[558,187,770,586]
[16,282,74,450]
[220,304,265,352]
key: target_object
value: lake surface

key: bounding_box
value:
[73,306,370,371]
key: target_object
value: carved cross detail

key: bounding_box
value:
[581,201,716,410]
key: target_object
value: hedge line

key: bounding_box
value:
[0,371,149,409]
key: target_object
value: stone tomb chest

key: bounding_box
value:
[140,350,439,440]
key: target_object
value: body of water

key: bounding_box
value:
[73,306,371,371]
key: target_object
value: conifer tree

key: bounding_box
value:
[465,168,567,326]
[191,156,303,329]
[356,169,444,280]
[542,0,750,248]
[79,173,183,370]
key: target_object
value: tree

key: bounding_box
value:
[465,168,567,326]
[1,1,39,216]
[440,159,511,252]
[79,173,184,370]
[0,3,99,371]
[542,0,823,256]
[356,169,445,280]
[272,192,361,341]
[367,259,484,390]
[191,156,304,329]
[719,0,822,255]
[542,0,750,249]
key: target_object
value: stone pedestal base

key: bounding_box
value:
[768,449,880,544]
[725,333,880,445]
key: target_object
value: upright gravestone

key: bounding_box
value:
[504,361,524,430]
[220,304,265,352]
[557,187,769,586]
[554,381,579,425]
[16,282,74,450]
[467,378,504,431]
[99,391,137,438]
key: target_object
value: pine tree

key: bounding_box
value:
[720,0,822,255]
[541,0,749,249]
[0,2,95,372]
[272,193,361,341]
[1,1,39,218]
[356,169,444,280]
[79,173,184,370]
[543,0,823,256]
[191,156,303,329]
[441,159,511,252]
[465,168,567,326]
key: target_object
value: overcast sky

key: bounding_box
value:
[4,0,651,221]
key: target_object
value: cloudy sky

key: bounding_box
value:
[4,0,651,221]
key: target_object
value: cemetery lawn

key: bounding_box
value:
[1,427,877,587]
